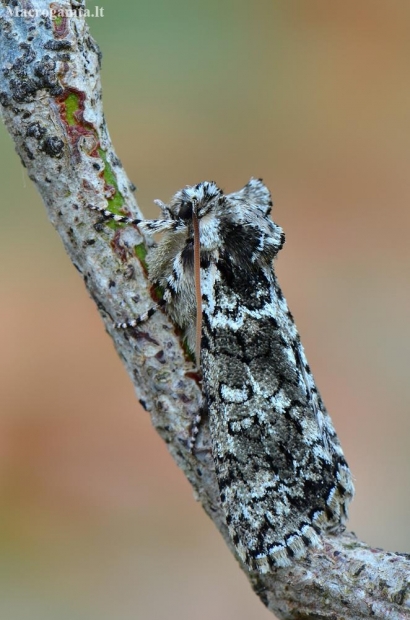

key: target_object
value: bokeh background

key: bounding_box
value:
[1,1,410,618]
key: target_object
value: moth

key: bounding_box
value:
[90,178,354,573]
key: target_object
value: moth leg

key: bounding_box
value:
[87,203,143,227]
[116,299,166,329]
[187,412,202,452]
[187,402,207,453]
[116,268,177,331]
[87,204,183,234]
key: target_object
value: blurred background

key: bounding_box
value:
[1,1,410,618]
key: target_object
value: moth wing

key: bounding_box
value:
[201,262,353,572]
[226,178,273,216]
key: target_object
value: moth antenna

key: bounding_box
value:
[192,203,202,368]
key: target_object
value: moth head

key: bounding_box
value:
[171,181,225,223]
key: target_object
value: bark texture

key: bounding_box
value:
[1,2,410,618]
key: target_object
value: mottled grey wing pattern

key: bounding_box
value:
[200,233,353,572]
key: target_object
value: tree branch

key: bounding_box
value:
[1,2,409,618]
